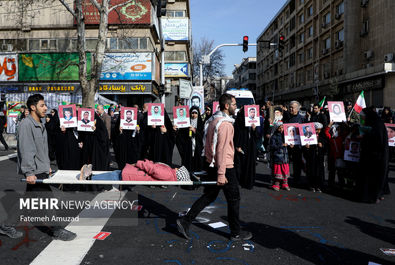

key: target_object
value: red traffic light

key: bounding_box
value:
[279,35,285,41]
[243,36,249,41]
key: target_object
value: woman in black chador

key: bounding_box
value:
[357,107,390,203]
[113,117,141,170]
[175,106,204,171]
[79,113,110,171]
[140,110,175,166]
[233,106,261,189]
[45,109,59,161]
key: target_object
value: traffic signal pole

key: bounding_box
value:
[199,41,276,86]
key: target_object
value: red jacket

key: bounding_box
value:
[324,127,344,161]
[122,159,177,181]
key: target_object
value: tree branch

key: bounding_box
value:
[58,0,77,19]
[89,0,101,11]
[109,0,135,13]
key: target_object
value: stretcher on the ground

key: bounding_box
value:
[20,170,217,185]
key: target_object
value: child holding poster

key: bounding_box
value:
[59,104,77,128]
[303,122,328,192]
[269,122,291,191]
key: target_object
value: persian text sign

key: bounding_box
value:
[19,53,91,81]
[162,18,189,41]
[101,53,152,81]
[164,63,188,77]
[98,83,151,94]
[82,0,151,25]
[0,54,18,81]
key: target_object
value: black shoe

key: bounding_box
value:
[176,218,191,240]
[52,228,77,241]
[230,231,252,241]
[0,225,23,239]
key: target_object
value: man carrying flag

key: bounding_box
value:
[318,96,326,109]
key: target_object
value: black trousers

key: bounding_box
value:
[25,173,59,227]
[184,167,241,236]
[289,147,302,182]
[0,132,8,150]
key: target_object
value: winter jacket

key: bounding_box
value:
[269,132,289,164]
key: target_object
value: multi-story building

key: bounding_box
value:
[0,0,192,112]
[162,0,192,113]
[232,57,257,97]
[257,0,395,108]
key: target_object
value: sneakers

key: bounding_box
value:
[316,188,322,193]
[309,187,316,192]
[230,231,253,241]
[282,184,291,191]
[272,185,280,191]
[176,218,191,240]
[52,228,77,241]
[0,225,23,239]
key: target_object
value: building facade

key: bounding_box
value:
[0,0,192,113]
[257,0,395,108]
[162,0,192,113]
[232,57,257,98]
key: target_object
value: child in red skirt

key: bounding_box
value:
[269,122,290,191]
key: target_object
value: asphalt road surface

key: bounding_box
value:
[0,147,394,265]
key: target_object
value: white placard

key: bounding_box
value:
[284,123,301,145]
[298,123,318,146]
[328,101,347,122]
[77,108,95,132]
[147,103,164,126]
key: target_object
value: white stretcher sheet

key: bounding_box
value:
[29,170,209,185]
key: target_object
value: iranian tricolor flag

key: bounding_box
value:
[354,91,366,114]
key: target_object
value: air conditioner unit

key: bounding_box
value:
[361,0,369,7]
[384,53,394,62]
[335,13,341,20]
[335,41,343,48]
[365,50,373,59]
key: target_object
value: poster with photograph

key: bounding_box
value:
[283,123,301,145]
[244,105,260,127]
[385,123,395,147]
[59,104,77,128]
[188,86,204,113]
[77,108,95,132]
[344,139,361,162]
[147,103,164,126]
[120,107,138,130]
[328,101,347,122]
[173,106,190,128]
[298,123,318,146]
[212,101,220,113]
[269,105,283,125]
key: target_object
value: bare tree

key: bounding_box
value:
[58,0,134,107]
[192,38,225,85]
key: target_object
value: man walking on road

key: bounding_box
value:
[17,94,76,241]
[177,93,252,241]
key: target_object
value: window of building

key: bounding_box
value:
[57,39,70,51]
[361,20,369,35]
[299,52,304,64]
[336,1,344,15]
[308,25,313,37]
[324,37,331,49]
[165,51,187,61]
[86,39,98,50]
[325,12,331,24]
[308,47,313,59]
[0,39,27,51]
[289,53,296,67]
[166,10,186,17]
[337,29,344,41]
[249,73,256,80]
[299,32,304,43]
[108,37,150,50]
[300,0,304,4]
[290,16,296,30]
[299,13,304,24]
[308,5,313,16]
[29,40,40,51]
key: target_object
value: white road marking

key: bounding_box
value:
[30,191,127,265]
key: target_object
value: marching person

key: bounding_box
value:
[17,94,76,241]
[177,94,252,241]
[0,112,9,151]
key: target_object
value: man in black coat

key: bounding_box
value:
[0,113,9,150]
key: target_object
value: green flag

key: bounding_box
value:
[318,96,326,109]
